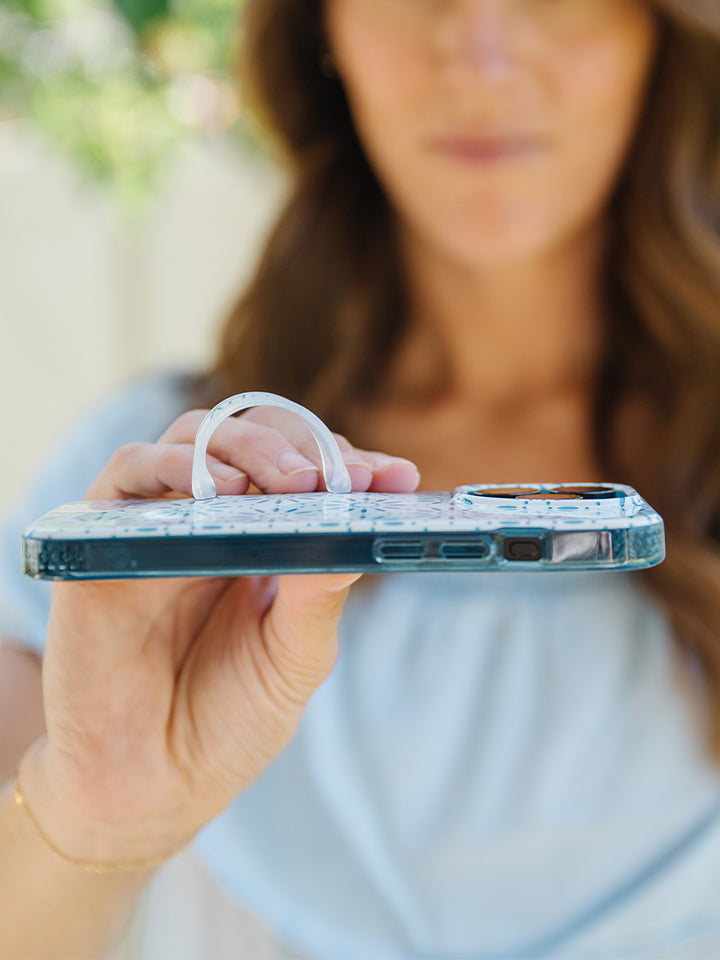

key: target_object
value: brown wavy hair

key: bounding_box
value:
[196,1,720,757]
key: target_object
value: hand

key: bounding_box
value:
[22,409,419,865]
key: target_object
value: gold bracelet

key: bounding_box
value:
[12,767,185,874]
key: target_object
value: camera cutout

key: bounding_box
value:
[522,493,583,500]
[469,486,541,499]
[548,485,622,499]
[469,484,623,501]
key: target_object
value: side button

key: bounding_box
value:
[503,537,543,562]
[373,538,427,562]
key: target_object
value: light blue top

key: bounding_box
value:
[3,372,720,959]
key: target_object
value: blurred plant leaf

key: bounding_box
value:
[112,0,170,37]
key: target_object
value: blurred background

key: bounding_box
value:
[1,0,285,505]
[1,4,290,951]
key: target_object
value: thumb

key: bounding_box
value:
[262,573,363,702]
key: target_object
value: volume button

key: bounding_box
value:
[373,538,427,562]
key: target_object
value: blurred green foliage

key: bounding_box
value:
[114,0,169,34]
[0,0,256,217]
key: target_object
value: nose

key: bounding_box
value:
[439,0,522,81]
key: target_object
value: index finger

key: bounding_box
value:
[83,441,248,501]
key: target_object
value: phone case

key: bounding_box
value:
[22,482,665,580]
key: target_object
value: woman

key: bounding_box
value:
[2,0,720,957]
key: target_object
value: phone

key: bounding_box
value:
[22,482,665,580]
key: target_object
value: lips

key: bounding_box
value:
[429,134,543,163]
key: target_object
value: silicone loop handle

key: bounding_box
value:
[191,392,352,500]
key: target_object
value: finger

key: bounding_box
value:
[261,573,363,705]
[365,455,421,492]
[158,410,418,493]
[84,443,249,501]
[332,437,420,493]
[161,415,321,495]
[156,408,209,443]
[168,415,374,494]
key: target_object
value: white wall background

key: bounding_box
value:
[0,119,285,506]
[0,120,301,958]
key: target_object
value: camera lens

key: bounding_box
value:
[470,486,540,499]
[548,485,622,499]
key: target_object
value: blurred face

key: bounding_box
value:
[324,0,659,266]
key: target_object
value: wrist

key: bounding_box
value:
[17,739,193,871]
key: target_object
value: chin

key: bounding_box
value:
[402,186,564,263]
[433,220,560,268]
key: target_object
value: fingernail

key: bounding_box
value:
[212,462,246,482]
[346,460,372,475]
[276,450,317,476]
[375,455,417,468]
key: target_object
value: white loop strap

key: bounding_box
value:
[192,392,352,500]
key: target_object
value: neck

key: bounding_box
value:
[386,223,608,413]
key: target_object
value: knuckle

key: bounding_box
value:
[172,408,209,433]
[245,422,288,447]
[109,441,150,469]
[236,422,299,459]
[239,407,276,426]
[264,630,339,705]
[154,443,183,471]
